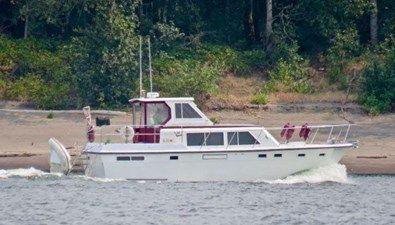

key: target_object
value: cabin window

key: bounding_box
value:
[206,133,224,146]
[131,156,145,161]
[239,132,258,145]
[258,154,267,158]
[146,103,170,125]
[274,154,282,158]
[117,156,130,161]
[319,153,325,157]
[298,153,306,157]
[187,132,224,146]
[227,132,238,145]
[175,103,201,119]
[170,156,178,160]
[227,132,259,145]
[187,133,205,146]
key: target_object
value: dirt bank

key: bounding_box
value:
[0,107,394,174]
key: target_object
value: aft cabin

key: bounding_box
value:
[129,96,213,143]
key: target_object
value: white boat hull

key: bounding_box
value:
[85,147,349,181]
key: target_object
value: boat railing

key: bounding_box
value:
[265,123,357,145]
[89,123,357,147]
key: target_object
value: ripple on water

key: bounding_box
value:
[0,165,394,224]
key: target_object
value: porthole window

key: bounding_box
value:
[117,156,130,161]
[258,154,267,158]
[298,153,306,157]
[274,153,282,158]
[131,156,145,161]
[170,156,178,160]
[319,153,325,157]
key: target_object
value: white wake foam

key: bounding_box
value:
[263,163,351,184]
[73,175,127,183]
[0,167,62,179]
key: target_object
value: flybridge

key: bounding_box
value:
[129,96,213,127]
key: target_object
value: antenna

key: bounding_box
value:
[139,36,143,97]
[148,37,153,92]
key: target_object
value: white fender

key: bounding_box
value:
[49,138,72,174]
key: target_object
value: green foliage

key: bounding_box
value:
[47,112,54,119]
[359,49,395,114]
[210,117,220,124]
[153,44,266,103]
[0,35,75,109]
[250,93,269,105]
[5,75,43,101]
[153,54,220,104]
[264,59,312,94]
[294,0,371,51]
[68,0,139,108]
[4,75,72,109]
[327,28,363,88]
[0,0,394,115]
[149,22,185,52]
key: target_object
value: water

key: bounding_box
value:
[1,165,394,225]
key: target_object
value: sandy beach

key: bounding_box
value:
[0,105,394,174]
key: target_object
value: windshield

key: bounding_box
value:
[146,103,170,126]
[132,102,170,126]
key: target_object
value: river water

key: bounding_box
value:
[0,164,394,225]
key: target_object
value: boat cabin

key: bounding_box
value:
[129,97,213,143]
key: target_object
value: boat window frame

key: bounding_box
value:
[175,103,202,119]
[227,131,260,145]
[131,101,171,126]
[186,132,225,147]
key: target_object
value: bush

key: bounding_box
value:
[264,59,312,94]
[250,93,269,105]
[359,49,395,115]
[153,44,266,104]
[5,75,72,109]
[150,22,185,52]
[326,28,362,87]
[165,44,266,75]
[5,76,44,101]
[0,77,7,98]
[210,117,220,124]
[0,35,76,109]
[202,45,266,75]
[153,55,219,104]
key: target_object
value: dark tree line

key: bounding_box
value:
[0,0,394,111]
[1,0,394,50]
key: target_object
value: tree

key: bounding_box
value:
[265,0,273,52]
[370,0,378,45]
[69,0,140,107]
[243,0,254,46]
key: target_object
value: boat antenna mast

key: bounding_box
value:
[148,37,153,93]
[139,36,143,97]
[138,36,158,98]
